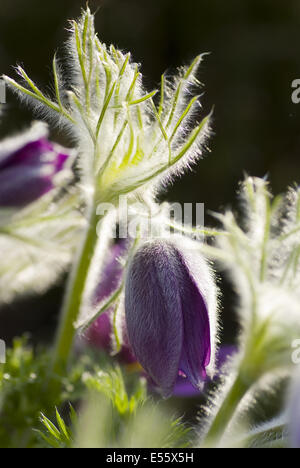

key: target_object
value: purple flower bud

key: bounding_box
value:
[0,123,71,207]
[125,238,218,397]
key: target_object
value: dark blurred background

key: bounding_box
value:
[1,0,300,345]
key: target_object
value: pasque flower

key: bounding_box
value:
[3,7,213,380]
[125,237,218,397]
[84,238,231,395]
[84,242,230,396]
[0,122,71,207]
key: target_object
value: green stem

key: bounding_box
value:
[203,372,251,447]
[51,204,99,377]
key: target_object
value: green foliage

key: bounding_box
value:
[0,337,51,447]
[36,408,75,448]
[37,366,191,449]
[82,366,147,415]
[0,338,190,448]
[0,337,79,447]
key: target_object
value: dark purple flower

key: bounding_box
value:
[125,238,218,397]
[0,123,71,207]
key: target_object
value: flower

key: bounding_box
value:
[125,237,218,397]
[84,240,231,397]
[0,122,71,207]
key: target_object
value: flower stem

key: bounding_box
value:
[51,204,99,377]
[203,372,251,447]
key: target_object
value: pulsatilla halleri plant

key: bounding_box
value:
[198,177,300,447]
[2,7,300,449]
[3,7,211,379]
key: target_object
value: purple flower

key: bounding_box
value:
[0,123,71,207]
[125,238,218,397]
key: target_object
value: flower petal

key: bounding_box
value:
[0,165,54,206]
[178,259,211,387]
[125,241,184,397]
[0,124,70,207]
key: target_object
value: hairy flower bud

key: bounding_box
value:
[125,237,218,397]
[0,123,71,207]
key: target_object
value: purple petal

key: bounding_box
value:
[125,241,184,397]
[0,165,54,206]
[0,139,53,169]
[173,345,237,397]
[0,126,70,207]
[175,248,211,388]
[172,376,201,397]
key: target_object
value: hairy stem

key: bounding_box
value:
[203,372,251,447]
[51,203,99,377]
